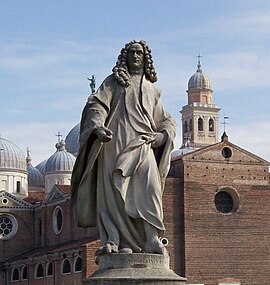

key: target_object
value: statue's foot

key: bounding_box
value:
[119,247,133,253]
[105,241,119,254]
[95,241,119,256]
[145,238,169,257]
[118,242,133,254]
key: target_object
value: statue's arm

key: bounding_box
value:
[153,97,176,145]
[79,76,115,147]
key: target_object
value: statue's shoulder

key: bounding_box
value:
[102,74,117,87]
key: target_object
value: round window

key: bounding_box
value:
[215,187,240,214]
[53,207,63,235]
[2,198,8,205]
[222,147,232,158]
[0,214,18,240]
[215,191,234,213]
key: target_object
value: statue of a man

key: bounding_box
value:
[71,40,176,256]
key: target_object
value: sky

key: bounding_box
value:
[0,0,270,165]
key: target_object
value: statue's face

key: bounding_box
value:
[127,43,144,71]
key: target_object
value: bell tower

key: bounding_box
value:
[181,57,220,149]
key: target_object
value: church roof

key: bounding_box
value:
[65,123,80,156]
[44,140,76,174]
[171,146,195,158]
[26,148,45,187]
[0,137,27,171]
[35,159,47,175]
[188,60,212,90]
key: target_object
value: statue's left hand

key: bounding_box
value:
[151,132,168,148]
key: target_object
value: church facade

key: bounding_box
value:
[0,60,269,285]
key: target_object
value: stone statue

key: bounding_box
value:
[87,75,96,94]
[71,40,176,256]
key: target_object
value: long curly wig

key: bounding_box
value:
[112,39,157,87]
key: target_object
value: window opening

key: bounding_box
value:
[47,261,53,277]
[12,268,19,282]
[209,118,214,131]
[198,118,203,131]
[74,257,82,272]
[22,266,28,280]
[62,258,71,274]
[215,191,233,213]
[16,181,21,193]
[36,264,44,278]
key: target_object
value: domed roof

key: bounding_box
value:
[0,136,27,171]
[36,159,48,175]
[188,60,212,90]
[65,123,80,156]
[26,148,44,187]
[44,140,76,174]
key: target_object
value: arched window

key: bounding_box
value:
[198,118,203,131]
[35,263,44,279]
[184,121,188,133]
[22,266,28,280]
[62,258,71,275]
[74,256,83,272]
[12,267,19,282]
[53,206,63,235]
[189,119,192,132]
[209,118,214,131]
[46,261,53,277]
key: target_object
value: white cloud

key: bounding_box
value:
[228,120,270,162]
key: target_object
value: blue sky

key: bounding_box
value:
[0,1,270,165]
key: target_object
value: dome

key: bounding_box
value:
[44,140,76,174]
[188,61,211,90]
[65,123,80,156]
[36,159,48,175]
[28,165,44,187]
[0,137,27,171]
[26,148,44,187]
[171,146,194,159]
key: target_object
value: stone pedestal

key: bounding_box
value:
[83,253,186,285]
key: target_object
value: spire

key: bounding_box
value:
[26,147,32,166]
[196,54,202,72]
[221,132,229,142]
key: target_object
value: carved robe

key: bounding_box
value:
[71,74,176,252]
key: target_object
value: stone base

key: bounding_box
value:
[83,253,186,285]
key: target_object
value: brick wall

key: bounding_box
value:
[179,142,270,285]
[163,178,185,276]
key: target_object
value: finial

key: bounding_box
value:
[55,132,63,142]
[26,146,32,166]
[196,54,202,72]
[87,75,96,94]
[55,140,66,151]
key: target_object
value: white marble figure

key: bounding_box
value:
[71,40,176,256]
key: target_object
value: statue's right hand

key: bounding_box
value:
[94,127,113,142]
